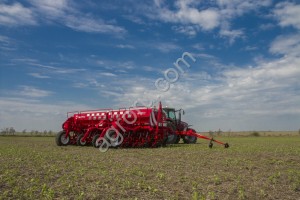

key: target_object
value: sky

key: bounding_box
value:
[0,0,300,132]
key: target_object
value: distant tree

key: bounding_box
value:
[22,129,27,134]
[48,130,53,135]
[9,127,15,135]
[34,130,39,135]
[4,128,9,135]
[43,130,47,136]
[217,128,222,136]
[298,129,300,135]
[209,130,214,137]
[251,131,260,137]
[0,128,6,135]
[228,129,232,137]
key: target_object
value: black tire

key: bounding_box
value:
[55,131,70,146]
[92,134,100,148]
[106,130,122,148]
[76,134,87,146]
[174,136,181,144]
[166,122,178,144]
[182,135,197,144]
[166,134,179,144]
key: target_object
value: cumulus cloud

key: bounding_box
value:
[0,2,37,26]
[274,2,300,30]
[270,34,300,56]
[136,0,272,43]
[216,0,272,18]
[152,0,220,31]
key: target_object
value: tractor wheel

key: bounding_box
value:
[166,134,179,144]
[175,136,181,144]
[92,134,100,148]
[55,131,70,146]
[76,134,87,146]
[182,135,197,144]
[105,130,122,148]
[166,122,178,144]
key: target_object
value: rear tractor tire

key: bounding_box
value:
[55,131,70,146]
[175,135,181,144]
[166,134,179,144]
[166,122,178,144]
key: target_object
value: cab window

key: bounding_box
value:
[167,110,176,120]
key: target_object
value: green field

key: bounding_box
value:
[0,136,299,199]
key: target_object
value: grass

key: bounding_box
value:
[0,136,299,199]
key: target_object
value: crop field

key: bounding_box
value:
[0,136,299,200]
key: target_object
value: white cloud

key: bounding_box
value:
[28,73,50,79]
[116,44,135,49]
[0,0,126,34]
[30,63,86,74]
[172,25,198,37]
[0,2,37,26]
[259,23,275,31]
[99,72,117,77]
[155,42,180,53]
[219,27,244,44]
[28,0,70,18]
[244,46,257,51]
[192,43,205,50]
[153,1,220,31]
[0,35,10,43]
[18,86,53,98]
[64,15,126,34]
[142,66,161,72]
[274,2,300,30]
[0,34,16,51]
[138,0,272,42]
[216,0,272,17]
[270,34,300,56]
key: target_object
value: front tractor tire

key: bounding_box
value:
[76,134,87,146]
[56,131,70,146]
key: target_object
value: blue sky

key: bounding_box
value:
[0,0,300,132]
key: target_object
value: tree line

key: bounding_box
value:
[0,127,56,136]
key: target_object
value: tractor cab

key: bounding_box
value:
[163,107,176,120]
[162,107,185,125]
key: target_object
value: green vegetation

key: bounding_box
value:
[250,131,260,137]
[0,136,299,199]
